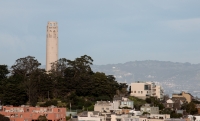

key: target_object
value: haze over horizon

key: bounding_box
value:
[1,1,200,66]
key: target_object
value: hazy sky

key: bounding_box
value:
[1,1,200,66]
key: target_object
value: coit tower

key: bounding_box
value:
[46,21,58,71]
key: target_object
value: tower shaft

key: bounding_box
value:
[46,22,58,71]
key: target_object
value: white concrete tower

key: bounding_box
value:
[46,21,58,71]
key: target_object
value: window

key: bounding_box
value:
[144,85,149,90]
[58,109,60,112]
[138,91,140,93]
[141,91,143,94]
[134,91,136,93]
[26,109,29,112]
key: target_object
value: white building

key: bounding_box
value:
[111,114,139,121]
[130,81,164,99]
[119,97,134,109]
[46,21,58,71]
[149,114,170,119]
[78,111,104,121]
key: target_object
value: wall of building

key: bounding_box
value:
[0,106,66,121]
[130,82,164,100]
[120,101,134,109]
[182,92,192,103]
[172,92,192,103]
[46,21,58,71]
[94,101,113,112]
[130,82,150,99]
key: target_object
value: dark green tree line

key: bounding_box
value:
[0,55,122,109]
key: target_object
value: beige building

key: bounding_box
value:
[46,21,58,71]
[94,101,113,113]
[130,81,164,100]
[146,82,164,99]
[140,104,159,114]
[172,91,193,103]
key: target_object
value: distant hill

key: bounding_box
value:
[91,60,200,97]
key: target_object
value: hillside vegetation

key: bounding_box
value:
[0,55,125,110]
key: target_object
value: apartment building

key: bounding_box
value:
[172,91,193,103]
[130,81,164,100]
[0,105,66,121]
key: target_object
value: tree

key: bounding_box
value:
[186,102,198,115]
[49,58,68,77]
[38,115,47,121]
[37,72,53,101]
[0,65,9,103]
[65,55,93,78]
[2,76,27,106]
[0,65,9,80]
[0,114,10,121]
[11,56,41,106]
[170,111,182,118]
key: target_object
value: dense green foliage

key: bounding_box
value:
[0,55,121,110]
[0,114,10,121]
[181,101,198,115]
[37,115,47,121]
[128,96,146,110]
[145,97,164,110]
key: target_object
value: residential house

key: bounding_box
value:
[163,99,183,111]
[94,97,134,113]
[111,114,139,121]
[140,104,159,114]
[94,101,113,113]
[78,111,105,121]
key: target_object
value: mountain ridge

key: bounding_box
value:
[91,60,200,97]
